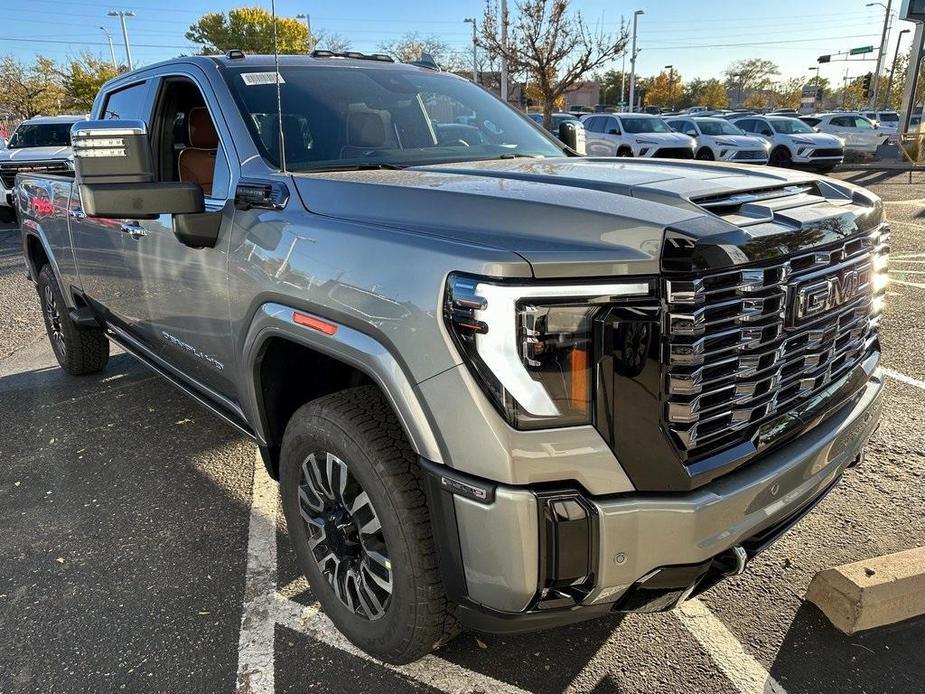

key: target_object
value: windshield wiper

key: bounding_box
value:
[496,153,541,159]
[303,162,407,173]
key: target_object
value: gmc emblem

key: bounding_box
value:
[788,262,871,326]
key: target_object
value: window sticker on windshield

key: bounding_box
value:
[240,72,286,86]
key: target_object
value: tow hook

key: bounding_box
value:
[715,546,749,577]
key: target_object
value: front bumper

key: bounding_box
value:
[424,364,883,632]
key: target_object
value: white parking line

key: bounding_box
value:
[235,454,530,694]
[675,599,788,694]
[883,367,925,390]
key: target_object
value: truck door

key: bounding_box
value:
[116,71,238,399]
[70,79,153,318]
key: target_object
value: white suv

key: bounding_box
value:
[581,113,695,158]
[801,112,886,153]
[862,110,900,140]
[666,116,769,164]
[731,115,843,172]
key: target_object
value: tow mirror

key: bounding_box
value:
[72,119,204,218]
[559,121,586,154]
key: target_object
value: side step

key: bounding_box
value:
[69,307,102,328]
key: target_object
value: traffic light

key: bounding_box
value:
[862,72,873,98]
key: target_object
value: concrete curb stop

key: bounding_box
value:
[805,547,925,634]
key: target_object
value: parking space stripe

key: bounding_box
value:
[675,599,787,694]
[883,367,925,390]
[237,454,530,694]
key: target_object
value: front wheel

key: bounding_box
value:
[696,147,715,161]
[37,265,109,375]
[279,386,458,664]
[769,146,792,168]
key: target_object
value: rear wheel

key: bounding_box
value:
[279,386,458,664]
[36,265,109,375]
[616,146,633,157]
[696,147,715,161]
[769,146,792,168]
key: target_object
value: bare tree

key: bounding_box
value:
[479,0,627,126]
[314,30,352,54]
[378,32,466,72]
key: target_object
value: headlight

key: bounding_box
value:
[791,137,813,145]
[445,274,651,429]
[714,139,737,147]
[636,138,658,145]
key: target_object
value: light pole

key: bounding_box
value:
[732,72,743,108]
[628,9,644,112]
[867,1,893,108]
[884,28,911,109]
[619,16,626,109]
[665,64,674,109]
[107,10,135,71]
[500,0,509,102]
[809,66,820,110]
[296,13,312,51]
[100,26,117,69]
[463,18,478,85]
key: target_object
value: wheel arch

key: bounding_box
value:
[242,302,445,478]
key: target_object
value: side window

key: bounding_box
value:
[101,82,149,120]
[831,116,853,127]
[585,117,602,133]
[684,121,698,136]
[736,119,754,132]
[802,117,820,127]
[854,117,873,129]
[606,117,621,134]
[153,77,231,200]
[757,121,774,136]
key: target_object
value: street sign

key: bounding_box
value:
[850,46,874,55]
[818,54,831,63]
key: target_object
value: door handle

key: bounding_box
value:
[68,208,86,220]
[120,222,147,240]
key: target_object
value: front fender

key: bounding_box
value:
[240,302,444,464]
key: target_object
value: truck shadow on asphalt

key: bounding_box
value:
[771,602,925,694]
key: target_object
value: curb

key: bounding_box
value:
[805,546,925,634]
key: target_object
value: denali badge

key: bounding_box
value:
[788,262,871,326]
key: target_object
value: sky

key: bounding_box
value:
[0,0,918,85]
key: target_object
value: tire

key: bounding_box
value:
[0,206,15,224]
[696,147,715,161]
[36,264,109,375]
[616,147,633,157]
[769,146,792,168]
[279,386,458,664]
[815,163,837,174]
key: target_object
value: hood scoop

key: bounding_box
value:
[690,181,851,227]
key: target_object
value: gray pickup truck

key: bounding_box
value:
[17,52,887,664]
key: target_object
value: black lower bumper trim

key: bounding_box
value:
[455,598,618,635]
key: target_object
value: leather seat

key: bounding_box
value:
[178,106,218,196]
[340,111,388,159]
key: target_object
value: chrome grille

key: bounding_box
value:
[663,226,889,457]
[0,161,71,189]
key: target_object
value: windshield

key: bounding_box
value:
[619,116,672,134]
[696,119,744,136]
[220,65,564,171]
[769,117,815,135]
[8,122,74,149]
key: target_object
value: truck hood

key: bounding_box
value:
[0,145,72,162]
[292,157,878,278]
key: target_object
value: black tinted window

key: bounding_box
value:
[7,122,75,148]
[586,117,604,133]
[102,82,150,120]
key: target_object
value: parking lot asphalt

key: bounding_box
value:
[1,170,924,694]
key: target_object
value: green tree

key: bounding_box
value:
[479,0,628,128]
[186,7,310,55]
[595,68,629,106]
[61,53,120,113]
[0,55,64,118]
[725,58,780,106]
[697,79,728,109]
